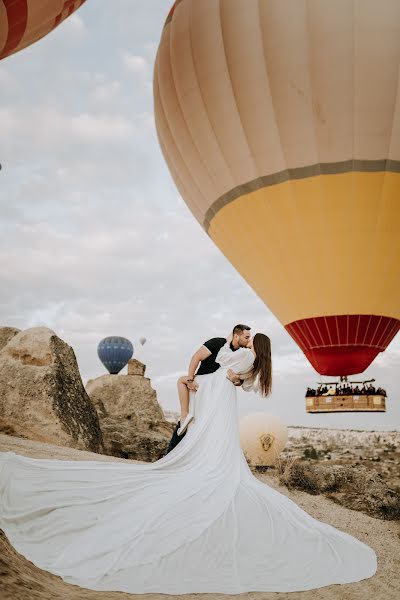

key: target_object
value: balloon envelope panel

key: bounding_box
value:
[97,337,134,375]
[154,0,400,375]
[0,0,87,61]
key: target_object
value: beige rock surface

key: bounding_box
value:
[0,327,103,453]
[127,358,146,376]
[0,326,21,351]
[86,368,174,461]
[0,433,398,600]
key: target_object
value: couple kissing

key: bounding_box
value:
[165,324,272,454]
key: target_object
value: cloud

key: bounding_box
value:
[122,52,149,74]
[1,106,134,144]
[0,67,17,92]
[0,108,19,136]
[92,80,122,103]
[273,351,310,375]
[62,13,87,38]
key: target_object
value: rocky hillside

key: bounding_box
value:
[283,425,400,491]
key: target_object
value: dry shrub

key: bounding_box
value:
[277,459,321,494]
[272,458,400,520]
[276,460,357,494]
[0,418,16,436]
[273,453,304,490]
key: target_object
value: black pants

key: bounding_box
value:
[164,420,187,455]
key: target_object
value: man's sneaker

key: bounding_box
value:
[177,413,194,436]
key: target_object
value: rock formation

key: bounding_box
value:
[0,327,103,453]
[86,358,175,462]
[0,326,21,351]
[127,358,146,376]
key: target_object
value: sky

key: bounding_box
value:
[0,0,399,432]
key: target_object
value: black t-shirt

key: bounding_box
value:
[195,337,239,376]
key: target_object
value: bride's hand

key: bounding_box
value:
[226,332,233,344]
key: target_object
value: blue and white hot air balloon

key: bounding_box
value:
[97,336,133,375]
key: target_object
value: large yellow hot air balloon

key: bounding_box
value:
[0,0,86,61]
[154,0,400,377]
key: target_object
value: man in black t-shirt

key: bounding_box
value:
[165,324,252,454]
[195,337,240,375]
[194,337,232,375]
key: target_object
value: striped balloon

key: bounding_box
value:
[154,0,400,376]
[0,0,86,61]
[97,337,134,375]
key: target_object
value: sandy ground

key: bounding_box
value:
[0,433,399,600]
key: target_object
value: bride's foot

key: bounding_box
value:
[177,413,194,436]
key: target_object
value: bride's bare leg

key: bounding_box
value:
[177,376,190,421]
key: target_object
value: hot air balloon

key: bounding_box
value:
[97,336,133,375]
[239,412,288,467]
[0,0,87,61]
[139,336,147,346]
[154,0,400,377]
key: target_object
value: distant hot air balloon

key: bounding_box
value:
[0,0,87,61]
[239,412,288,467]
[154,0,400,377]
[139,336,147,346]
[97,336,133,375]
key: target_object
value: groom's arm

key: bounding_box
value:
[187,345,211,379]
[227,369,244,386]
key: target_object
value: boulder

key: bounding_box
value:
[86,365,175,461]
[0,327,104,453]
[0,327,21,352]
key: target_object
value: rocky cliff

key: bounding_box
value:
[0,326,103,453]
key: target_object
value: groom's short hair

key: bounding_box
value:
[233,324,251,335]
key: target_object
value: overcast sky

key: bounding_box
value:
[1,1,399,431]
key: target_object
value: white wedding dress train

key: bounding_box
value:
[0,344,377,594]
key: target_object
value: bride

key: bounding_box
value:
[0,332,377,594]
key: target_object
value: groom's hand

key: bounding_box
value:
[227,369,241,385]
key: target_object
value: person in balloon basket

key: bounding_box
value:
[165,324,253,455]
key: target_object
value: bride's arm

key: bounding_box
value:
[215,342,246,367]
[237,355,256,390]
[215,342,233,366]
[216,344,254,372]
[242,377,257,392]
[241,363,260,393]
[240,368,254,381]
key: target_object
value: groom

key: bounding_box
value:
[164,324,252,455]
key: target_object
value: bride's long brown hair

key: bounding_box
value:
[252,333,272,397]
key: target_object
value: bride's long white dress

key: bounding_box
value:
[0,343,377,594]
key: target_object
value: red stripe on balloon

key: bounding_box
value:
[54,0,84,27]
[285,315,400,376]
[0,0,28,59]
[164,1,182,28]
[168,2,178,19]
